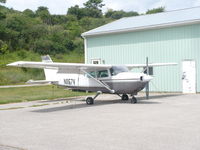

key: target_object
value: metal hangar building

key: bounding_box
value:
[82,7,200,93]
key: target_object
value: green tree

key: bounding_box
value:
[5,13,41,50]
[83,0,105,18]
[27,24,48,40]
[33,39,54,54]
[0,11,6,19]
[5,14,30,32]
[0,40,8,64]
[84,8,103,18]
[23,9,35,18]
[36,6,49,15]
[80,17,112,31]
[0,23,6,40]
[105,9,138,19]
[65,20,82,39]
[0,0,6,3]
[68,3,103,19]
[67,5,85,20]
[146,7,165,14]
[73,37,84,54]
[125,11,139,17]
[83,0,105,9]
[36,6,51,24]
[0,40,8,54]
[50,15,68,25]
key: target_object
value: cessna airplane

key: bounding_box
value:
[7,55,176,105]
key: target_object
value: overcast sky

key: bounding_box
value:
[2,0,200,14]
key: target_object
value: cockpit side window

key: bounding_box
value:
[97,70,109,78]
[110,68,116,76]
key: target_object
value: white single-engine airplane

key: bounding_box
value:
[7,55,176,105]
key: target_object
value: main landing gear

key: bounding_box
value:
[86,91,102,105]
[86,92,138,105]
[131,96,137,103]
[120,94,137,103]
[121,94,129,101]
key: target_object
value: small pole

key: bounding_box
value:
[52,85,55,99]
[146,57,149,100]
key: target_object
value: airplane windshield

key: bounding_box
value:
[110,66,129,76]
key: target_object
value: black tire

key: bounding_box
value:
[86,97,94,105]
[122,94,129,101]
[131,97,137,103]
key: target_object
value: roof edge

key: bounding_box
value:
[82,19,200,38]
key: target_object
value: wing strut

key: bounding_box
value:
[81,69,115,94]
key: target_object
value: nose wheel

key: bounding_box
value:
[85,91,102,105]
[86,97,94,105]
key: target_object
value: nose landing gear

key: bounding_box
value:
[86,97,94,105]
[85,91,102,105]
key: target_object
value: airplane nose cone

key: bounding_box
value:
[143,75,153,81]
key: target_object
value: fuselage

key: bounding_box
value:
[55,66,153,95]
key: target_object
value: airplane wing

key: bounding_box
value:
[125,63,177,70]
[7,61,112,73]
[7,60,177,73]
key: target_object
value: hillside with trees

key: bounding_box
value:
[0,0,164,85]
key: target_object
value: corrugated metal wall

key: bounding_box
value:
[86,23,200,92]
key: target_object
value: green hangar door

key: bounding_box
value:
[182,60,196,93]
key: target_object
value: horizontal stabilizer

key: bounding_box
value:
[26,80,57,84]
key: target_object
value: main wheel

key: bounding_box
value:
[131,97,137,103]
[86,97,94,105]
[122,94,129,101]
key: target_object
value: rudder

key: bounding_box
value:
[41,55,57,81]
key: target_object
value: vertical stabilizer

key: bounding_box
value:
[41,55,58,81]
[41,55,53,63]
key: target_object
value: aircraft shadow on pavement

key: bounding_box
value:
[138,93,182,100]
[32,94,181,113]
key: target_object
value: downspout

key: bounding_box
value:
[83,36,87,64]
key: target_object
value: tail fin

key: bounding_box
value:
[41,55,58,81]
[41,55,53,63]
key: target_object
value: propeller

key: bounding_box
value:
[145,57,149,100]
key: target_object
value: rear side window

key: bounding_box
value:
[86,71,96,78]
[97,70,109,78]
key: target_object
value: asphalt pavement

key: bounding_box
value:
[0,93,200,150]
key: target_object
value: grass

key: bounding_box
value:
[0,85,92,104]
